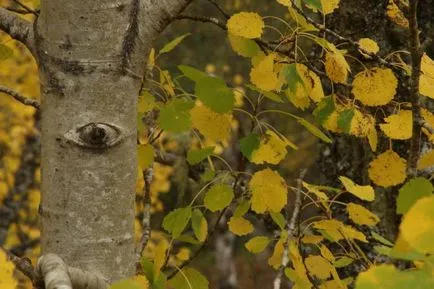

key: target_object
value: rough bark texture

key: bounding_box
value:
[34,0,192,282]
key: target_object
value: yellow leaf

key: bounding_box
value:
[0,250,18,289]
[321,0,341,15]
[417,150,434,170]
[319,244,335,262]
[367,122,378,152]
[133,275,150,289]
[352,68,397,106]
[154,239,168,277]
[325,51,350,84]
[250,54,280,91]
[227,12,264,39]
[358,38,380,57]
[287,4,317,31]
[147,48,155,70]
[379,110,413,140]
[245,236,270,253]
[421,108,434,128]
[251,130,296,165]
[303,182,329,200]
[346,203,380,226]
[305,255,333,279]
[368,150,407,187]
[313,219,367,242]
[387,0,409,28]
[301,235,325,244]
[400,195,434,254]
[227,33,260,58]
[339,176,375,201]
[420,53,434,99]
[319,279,347,289]
[350,110,376,137]
[228,217,254,236]
[249,168,287,214]
[190,104,232,142]
[286,64,324,107]
[268,238,284,269]
[176,248,190,261]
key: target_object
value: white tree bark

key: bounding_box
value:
[2,0,193,283]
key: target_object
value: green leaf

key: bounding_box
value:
[228,33,261,57]
[270,212,286,230]
[168,268,209,289]
[162,207,192,238]
[374,245,392,256]
[192,209,208,242]
[178,65,208,82]
[239,133,261,160]
[204,184,234,212]
[195,76,234,113]
[187,147,214,165]
[297,118,333,143]
[109,279,143,289]
[245,84,284,103]
[137,144,154,169]
[140,257,155,283]
[245,236,270,253]
[158,99,194,133]
[333,256,354,268]
[0,44,13,61]
[233,199,250,217]
[313,96,335,125]
[177,235,203,245]
[201,169,216,182]
[371,231,394,247]
[138,91,156,113]
[281,64,304,93]
[338,109,355,133]
[159,33,190,55]
[396,177,433,214]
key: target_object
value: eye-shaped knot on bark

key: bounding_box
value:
[64,122,124,149]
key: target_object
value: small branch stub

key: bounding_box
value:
[64,122,125,149]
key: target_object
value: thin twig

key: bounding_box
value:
[174,14,227,30]
[136,168,153,262]
[408,0,423,177]
[6,6,33,14]
[0,85,40,108]
[208,0,230,19]
[273,169,307,289]
[0,7,35,52]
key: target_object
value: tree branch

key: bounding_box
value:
[0,7,34,53]
[0,85,40,109]
[273,169,306,289]
[136,168,153,262]
[208,0,230,19]
[2,247,37,283]
[408,0,423,177]
[174,14,227,30]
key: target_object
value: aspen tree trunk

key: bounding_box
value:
[32,0,192,282]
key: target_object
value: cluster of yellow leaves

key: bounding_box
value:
[379,110,413,140]
[352,68,397,106]
[313,219,367,243]
[368,150,407,187]
[249,168,287,214]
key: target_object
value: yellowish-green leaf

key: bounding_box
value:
[228,217,254,236]
[417,150,434,170]
[138,91,156,113]
[250,54,280,91]
[227,12,264,39]
[168,267,209,289]
[400,195,434,254]
[245,236,271,253]
[313,219,367,243]
[137,144,154,169]
[368,150,407,187]
[162,207,192,238]
[301,235,324,244]
[396,177,433,214]
[320,0,341,15]
[305,255,333,279]
[204,184,234,212]
[347,202,380,226]
[297,118,333,143]
[228,33,261,57]
[190,104,232,142]
[187,147,214,165]
[192,209,208,242]
[249,168,287,214]
[268,238,285,269]
[159,33,190,55]
[154,239,169,277]
[339,176,375,201]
